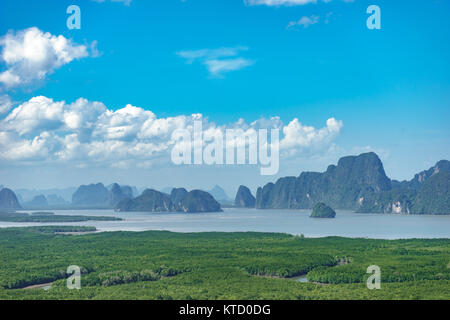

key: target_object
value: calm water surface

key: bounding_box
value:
[1,208,449,239]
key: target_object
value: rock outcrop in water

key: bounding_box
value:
[234,185,256,208]
[0,188,22,210]
[256,152,391,210]
[310,203,336,218]
[255,153,450,215]
[116,188,221,213]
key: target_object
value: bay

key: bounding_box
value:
[1,208,449,239]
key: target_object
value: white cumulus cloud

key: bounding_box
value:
[0,27,92,88]
[280,117,343,156]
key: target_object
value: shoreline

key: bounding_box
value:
[0,226,448,241]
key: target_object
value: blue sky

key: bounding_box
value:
[0,0,449,196]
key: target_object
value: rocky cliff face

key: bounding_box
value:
[358,161,450,215]
[116,189,173,212]
[234,185,256,208]
[256,152,391,210]
[391,160,450,190]
[116,188,222,213]
[0,188,22,210]
[412,171,450,214]
[357,188,417,214]
[170,188,188,206]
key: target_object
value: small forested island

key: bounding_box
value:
[310,203,336,218]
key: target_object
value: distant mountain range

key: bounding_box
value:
[14,187,77,203]
[13,184,139,205]
[0,183,222,213]
[1,152,448,214]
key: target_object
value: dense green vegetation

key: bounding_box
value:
[0,227,448,300]
[0,211,121,222]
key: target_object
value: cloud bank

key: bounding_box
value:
[0,96,342,169]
